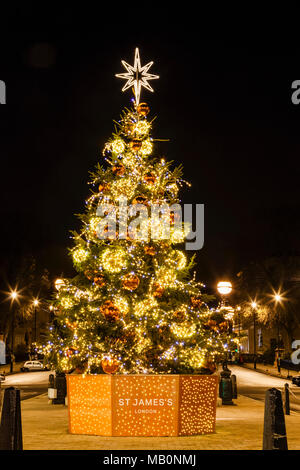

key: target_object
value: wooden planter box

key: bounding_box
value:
[67,374,218,437]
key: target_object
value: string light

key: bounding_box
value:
[101,247,127,273]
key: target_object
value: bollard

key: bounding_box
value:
[0,387,23,450]
[53,372,67,405]
[231,374,238,399]
[48,373,57,401]
[48,373,55,388]
[219,369,234,405]
[284,383,290,415]
[263,388,288,450]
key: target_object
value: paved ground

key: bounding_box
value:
[20,391,300,450]
[230,365,300,411]
[241,362,300,379]
[1,365,300,450]
[1,370,50,400]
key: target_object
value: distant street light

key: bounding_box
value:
[55,279,65,291]
[32,298,40,348]
[10,291,18,301]
[272,291,284,354]
[250,300,258,360]
[8,288,20,373]
[217,281,232,296]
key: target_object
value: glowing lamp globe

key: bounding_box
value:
[217,281,232,296]
[55,279,65,291]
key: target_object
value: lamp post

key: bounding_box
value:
[236,306,241,350]
[217,281,236,405]
[273,292,283,367]
[8,290,19,373]
[217,281,232,306]
[251,301,258,369]
[33,299,39,355]
[217,281,232,371]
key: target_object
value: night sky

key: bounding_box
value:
[0,8,299,291]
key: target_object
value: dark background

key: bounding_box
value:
[0,7,299,292]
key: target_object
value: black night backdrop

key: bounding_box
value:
[0,7,299,296]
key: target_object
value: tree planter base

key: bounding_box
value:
[67,374,218,437]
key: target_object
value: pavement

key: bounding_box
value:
[240,362,300,379]
[0,362,23,375]
[18,384,300,450]
[1,365,300,450]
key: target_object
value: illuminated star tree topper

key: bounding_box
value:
[115,48,159,105]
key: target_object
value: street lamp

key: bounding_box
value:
[217,281,233,299]
[8,289,19,373]
[33,298,39,348]
[217,280,233,371]
[273,292,283,360]
[55,278,65,291]
[236,306,241,347]
[251,300,258,367]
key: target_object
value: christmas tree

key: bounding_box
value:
[44,49,230,375]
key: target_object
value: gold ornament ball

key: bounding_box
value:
[153,284,164,298]
[112,164,125,176]
[94,275,106,287]
[101,356,119,374]
[144,172,156,185]
[99,182,110,193]
[191,296,202,309]
[129,139,142,151]
[144,245,156,256]
[132,195,148,205]
[100,301,121,322]
[122,273,140,291]
[137,102,150,116]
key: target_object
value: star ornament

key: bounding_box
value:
[116,48,159,105]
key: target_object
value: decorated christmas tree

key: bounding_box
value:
[44,49,231,375]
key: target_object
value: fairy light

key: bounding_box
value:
[134,297,158,318]
[101,247,127,273]
[111,178,137,199]
[60,296,74,310]
[113,295,129,315]
[72,248,89,264]
[170,322,196,339]
[140,138,153,156]
[42,71,228,438]
[111,137,125,154]
[134,120,150,136]
[174,250,187,270]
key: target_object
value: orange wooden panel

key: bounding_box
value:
[112,375,179,436]
[67,375,112,436]
[178,375,218,435]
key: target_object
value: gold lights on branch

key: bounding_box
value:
[72,248,89,264]
[101,247,127,273]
